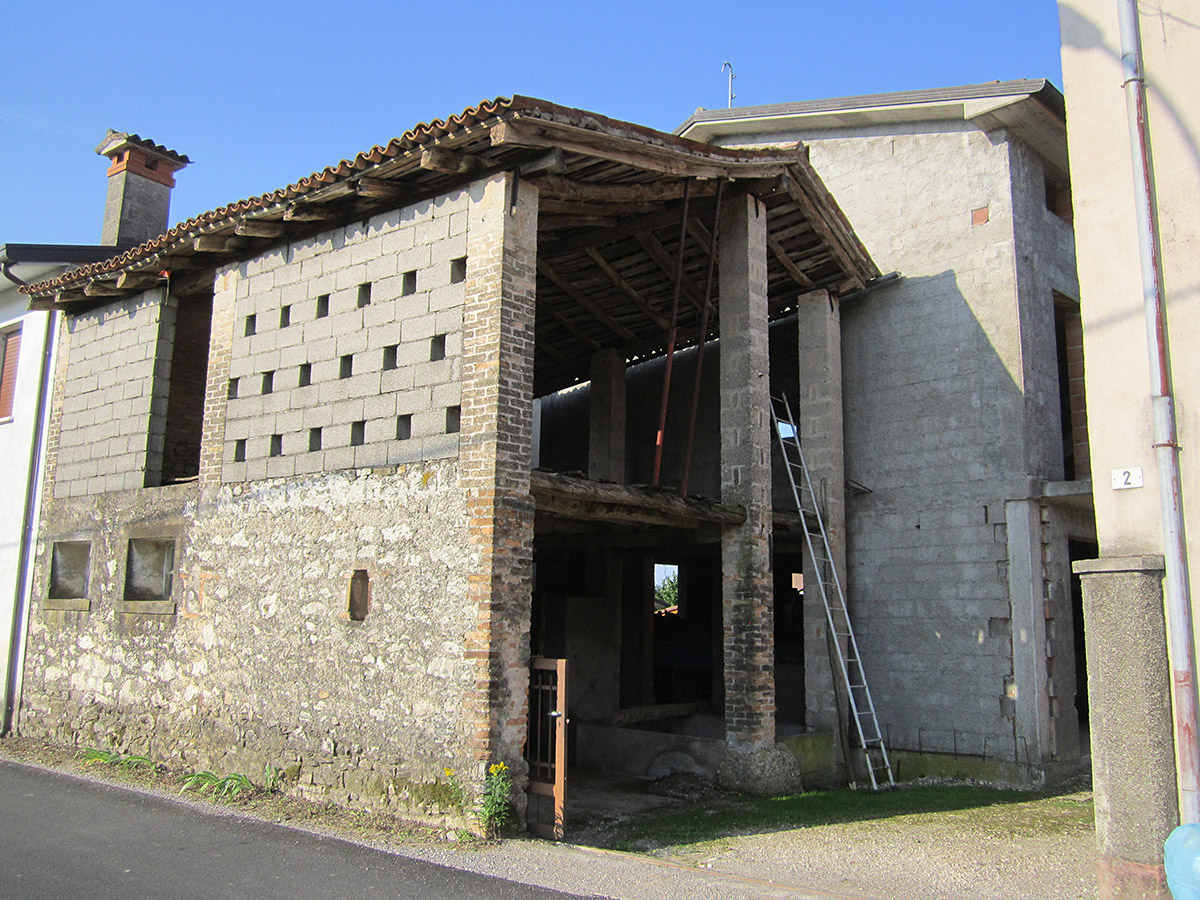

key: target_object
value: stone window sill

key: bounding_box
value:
[43,597,91,612]
[114,599,177,616]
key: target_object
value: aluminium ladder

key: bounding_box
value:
[770,394,895,790]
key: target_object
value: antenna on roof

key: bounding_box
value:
[722,61,736,109]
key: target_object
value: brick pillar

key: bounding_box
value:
[588,348,626,483]
[1076,556,1176,900]
[795,290,845,738]
[460,173,539,801]
[198,267,237,495]
[715,194,800,794]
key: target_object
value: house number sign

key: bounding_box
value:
[1112,467,1144,490]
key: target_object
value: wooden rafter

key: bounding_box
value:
[538,259,637,343]
[768,234,816,289]
[635,232,705,311]
[234,219,286,238]
[583,248,670,331]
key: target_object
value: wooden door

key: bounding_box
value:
[526,656,567,840]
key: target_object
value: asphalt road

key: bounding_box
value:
[0,759,595,900]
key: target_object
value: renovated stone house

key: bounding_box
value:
[15,99,881,831]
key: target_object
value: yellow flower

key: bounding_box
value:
[443,767,455,778]
[489,761,508,776]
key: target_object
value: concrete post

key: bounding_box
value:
[796,290,845,738]
[588,348,626,483]
[1007,498,1051,769]
[459,173,539,811]
[1076,556,1176,900]
[715,194,800,795]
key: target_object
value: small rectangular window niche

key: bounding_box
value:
[124,539,176,602]
[49,541,91,599]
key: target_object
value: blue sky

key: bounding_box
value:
[2,0,1064,247]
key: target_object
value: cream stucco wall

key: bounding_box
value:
[1059,0,1200,560]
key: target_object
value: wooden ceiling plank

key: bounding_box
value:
[768,234,816,289]
[538,259,638,343]
[635,232,705,311]
[784,171,869,290]
[583,248,670,332]
[538,297,604,352]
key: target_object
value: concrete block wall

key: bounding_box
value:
[726,122,1075,774]
[220,189,468,482]
[53,289,172,497]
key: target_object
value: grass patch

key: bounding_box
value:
[603,783,1092,851]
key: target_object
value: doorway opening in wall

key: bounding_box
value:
[156,290,213,485]
[1054,294,1089,481]
[774,552,806,730]
[1068,539,1098,750]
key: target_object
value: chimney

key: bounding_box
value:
[95,130,190,248]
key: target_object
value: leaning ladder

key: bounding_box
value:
[770,394,895,790]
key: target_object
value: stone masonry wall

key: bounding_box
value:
[222,191,467,482]
[53,289,171,497]
[23,463,476,819]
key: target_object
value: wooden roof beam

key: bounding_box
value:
[635,232,705,311]
[420,146,486,176]
[768,234,816,289]
[583,247,670,331]
[538,259,638,343]
[492,119,786,180]
[234,219,286,238]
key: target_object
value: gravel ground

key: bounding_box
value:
[0,736,1098,900]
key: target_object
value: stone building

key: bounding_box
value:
[15,99,881,830]
[678,79,1093,785]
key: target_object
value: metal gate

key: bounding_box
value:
[526,657,567,839]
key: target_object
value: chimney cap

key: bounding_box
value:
[95,130,191,168]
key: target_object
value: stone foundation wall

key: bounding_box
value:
[21,459,479,821]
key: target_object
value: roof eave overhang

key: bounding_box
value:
[24,96,877,307]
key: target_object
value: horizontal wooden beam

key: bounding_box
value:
[116,271,165,290]
[83,281,123,297]
[356,176,406,200]
[283,203,334,222]
[420,146,485,176]
[193,235,236,252]
[492,119,786,181]
[234,219,286,238]
[529,175,718,204]
[530,469,745,528]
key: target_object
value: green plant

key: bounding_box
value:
[213,773,254,797]
[262,763,284,793]
[180,770,221,794]
[479,761,513,838]
[80,748,122,767]
[442,767,467,812]
[119,754,153,771]
[654,573,679,611]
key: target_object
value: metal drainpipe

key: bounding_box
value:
[2,305,57,735]
[1117,0,1200,824]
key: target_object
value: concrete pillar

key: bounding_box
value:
[588,348,626,483]
[1007,498,1051,768]
[459,173,539,806]
[715,194,800,795]
[1075,556,1176,900]
[796,290,845,737]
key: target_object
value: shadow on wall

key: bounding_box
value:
[1058,4,1200,210]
